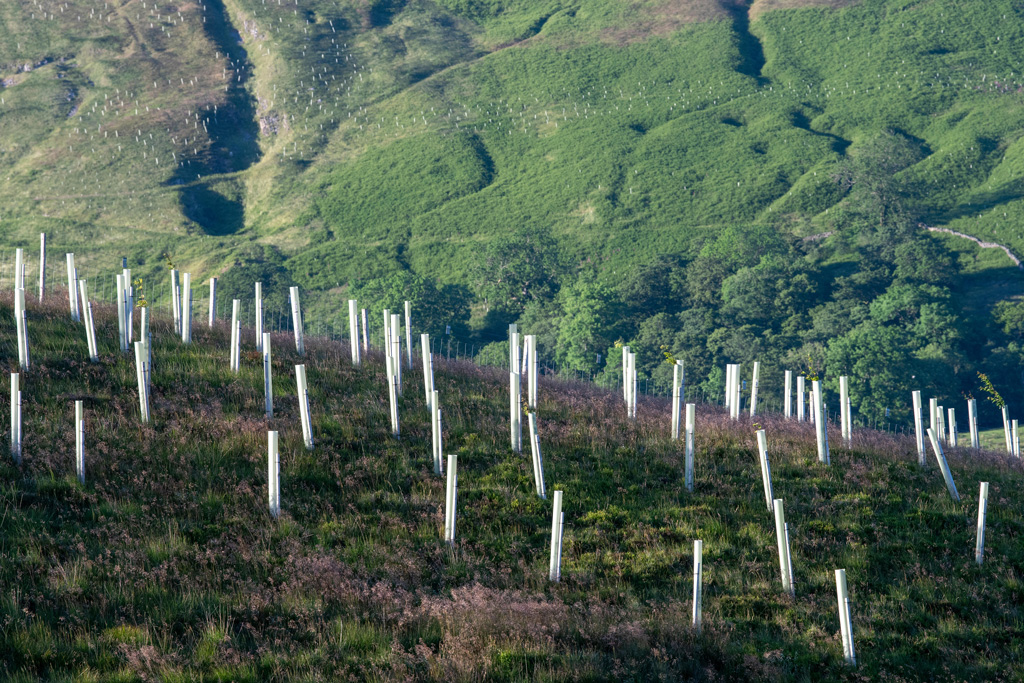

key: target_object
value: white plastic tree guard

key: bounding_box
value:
[79,280,98,362]
[66,253,79,321]
[621,344,630,407]
[181,273,193,344]
[926,428,960,502]
[421,333,434,406]
[671,361,684,440]
[725,364,733,411]
[756,429,774,512]
[268,430,280,519]
[38,234,45,303]
[123,267,133,342]
[796,375,806,422]
[510,330,522,452]
[14,248,23,292]
[773,498,794,595]
[549,490,564,582]
[526,334,538,411]
[749,361,760,417]
[968,399,980,450]
[10,373,21,464]
[296,364,314,450]
[75,401,85,484]
[936,404,946,443]
[255,282,263,351]
[692,539,703,632]
[528,412,547,499]
[929,398,939,443]
[839,376,851,445]
[1002,406,1012,455]
[431,390,443,475]
[444,454,458,543]
[116,274,127,351]
[349,300,360,366]
[390,313,402,395]
[15,287,29,371]
[975,481,989,565]
[685,403,696,492]
[947,408,957,448]
[230,299,241,373]
[208,277,217,328]
[1014,420,1021,458]
[835,569,856,666]
[386,355,400,438]
[171,269,181,336]
[361,309,369,352]
[627,352,638,419]
[912,391,925,465]
[404,301,413,370]
[289,286,304,355]
[134,341,150,423]
[141,307,152,388]
[784,370,793,419]
[263,334,273,419]
[812,380,830,464]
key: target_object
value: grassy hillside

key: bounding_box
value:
[3,1,1024,433]
[2,293,1024,681]
[2,1,1024,283]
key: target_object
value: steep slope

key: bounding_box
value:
[1,293,1024,680]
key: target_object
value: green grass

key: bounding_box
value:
[3,1,1024,301]
[2,294,1024,680]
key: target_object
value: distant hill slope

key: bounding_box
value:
[3,0,1024,422]
[2,293,1024,681]
[1,0,1023,282]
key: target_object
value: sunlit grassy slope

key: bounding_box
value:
[2,0,1024,315]
[2,294,1023,681]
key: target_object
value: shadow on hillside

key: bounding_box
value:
[791,111,851,155]
[169,0,261,234]
[181,185,244,236]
